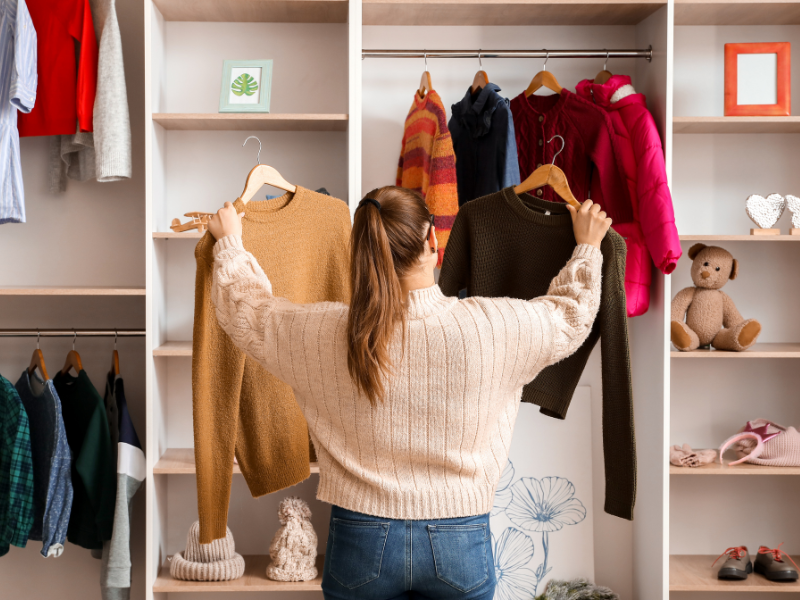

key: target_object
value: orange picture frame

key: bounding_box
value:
[724,42,791,116]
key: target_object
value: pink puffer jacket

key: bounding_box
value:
[576,75,681,317]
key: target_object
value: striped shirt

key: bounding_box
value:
[0,0,37,224]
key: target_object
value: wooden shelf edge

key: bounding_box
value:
[671,343,800,358]
[670,462,800,476]
[153,231,204,239]
[680,235,800,241]
[152,113,349,132]
[153,449,320,475]
[154,554,324,592]
[674,116,800,134]
[0,287,146,296]
[153,341,193,357]
[670,555,800,592]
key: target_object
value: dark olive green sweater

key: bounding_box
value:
[439,187,635,520]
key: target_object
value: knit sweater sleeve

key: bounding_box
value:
[210,234,344,392]
[520,244,603,381]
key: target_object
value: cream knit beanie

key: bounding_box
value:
[170,521,245,581]
[733,420,800,466]
[266,497,318,582]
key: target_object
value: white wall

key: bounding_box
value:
[0,0,146,598]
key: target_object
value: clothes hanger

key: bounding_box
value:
[514,135,582,209]
[525,52,563,97]
[61,330,83,376]
[238,136,296,205]
[471,50,489,93]
[28,330,49,381]
[111,330,120,377]
[594,50,613,86]
[418,52,432,99]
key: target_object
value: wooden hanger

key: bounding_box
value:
[111,331,120,377]
[28,331,49,381]
[471,51,489,93]
[514,135,581,209]
[525,52,563,97]
[61,331,83,376]
[594,50,613,86]
[238,136,296,204]
[418,52,432,98]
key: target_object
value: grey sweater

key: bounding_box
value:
[50,0,131,191]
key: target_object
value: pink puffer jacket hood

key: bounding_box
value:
[576,75,681,317]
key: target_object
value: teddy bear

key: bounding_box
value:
[265,497,318,582]
[670,244,761,352]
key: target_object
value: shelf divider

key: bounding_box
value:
[674,116,800,134]
[671,343,800,359]
[675,0,800,27]
[152,113,348,132]
[153,341,193,357]
[152,0,347,23]
[154,448,320,475]
[0,287,146,296]
[670,554,800,592]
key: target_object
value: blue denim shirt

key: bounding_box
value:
[449,83,520,206]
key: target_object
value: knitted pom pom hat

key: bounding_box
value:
[266,497,318,582]
[170,521,245,581]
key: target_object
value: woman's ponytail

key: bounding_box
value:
[347,187,433,405]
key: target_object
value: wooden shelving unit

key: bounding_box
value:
[154,554,325,592]
[152,113,348,132]
[670,555,800,592]
[363,0,665,26]
[680,235,800,242]
[673,116,800,134]
[153,448,320,475]
[152,0,347,23]
[675,0,800,26]
[671,343,800,359]
[670,460,800,476]
[0,287,146,296]
[153,341,192,357]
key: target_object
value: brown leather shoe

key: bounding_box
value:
[755,545,799,582]
[713,546,752,580]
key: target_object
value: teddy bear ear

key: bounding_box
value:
[730,258,739,280]
[688,243,707,260]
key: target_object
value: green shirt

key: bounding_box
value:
[53,370,116,550]
[0,375,35,555]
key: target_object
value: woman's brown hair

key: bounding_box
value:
[347,186,434,405]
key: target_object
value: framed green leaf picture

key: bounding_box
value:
[219,60,273,113]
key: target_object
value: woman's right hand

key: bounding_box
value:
[567,200,612,249]
[208,202,245,241]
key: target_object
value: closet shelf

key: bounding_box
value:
[670,460,800,476]
[362,0,665,26]
[0,287,146,296]
[152,113,349,132]
[671,343,800,359]
[670,554,800,592]
[154,449,320,475]
[153,341,192,356]
[680,235,800,242]
[675,0,800,26]
[152,0,347,23]
[153,231,203,239]
[674,116,800,134]
[154,554,325,592]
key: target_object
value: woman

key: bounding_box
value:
[207,186,610,600]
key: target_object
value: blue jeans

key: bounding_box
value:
[322,506,497,600]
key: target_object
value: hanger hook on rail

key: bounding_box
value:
[604,49,609,71]
[72,329,77,351]
[478,49,482,68]
[424,51,428,72]
[548,134,565,165]
[36,329,40,350]
[114,329,118,351]
[243,136,262,166]
[543,51,549,72]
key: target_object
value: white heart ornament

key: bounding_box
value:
[746,193,785,229]
[786,194,800,228]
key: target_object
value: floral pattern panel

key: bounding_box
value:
[491,386,595,598]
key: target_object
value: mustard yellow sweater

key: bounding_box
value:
[192,187,351,543]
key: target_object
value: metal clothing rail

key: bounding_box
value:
[0,329,145,338]
[362,47,652,61]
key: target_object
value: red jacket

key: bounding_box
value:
[576,75,681,317]
[18,0,98,137]
[510,89,633,224]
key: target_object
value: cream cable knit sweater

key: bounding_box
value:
[211,234,603,520]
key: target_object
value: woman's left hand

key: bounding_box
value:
[208,202,245,240]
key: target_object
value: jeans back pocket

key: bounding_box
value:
[329,518,390,589]
[427,523,489,593]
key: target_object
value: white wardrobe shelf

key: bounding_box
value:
[670,460,800,476]
[673,116,800,134]
[154,554,325,592]
[363,0,665,26]
[675,0,800,26]
[0,287,146,296]
[671,343,800,359]
[152,113,349,132]
[153,448,320,475]
[153,341,192,356]
[670,554,800,592]
[152,0,347,23]
[680,235,800,242]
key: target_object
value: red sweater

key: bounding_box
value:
[510,89,632,223]
[18,0,98,137]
